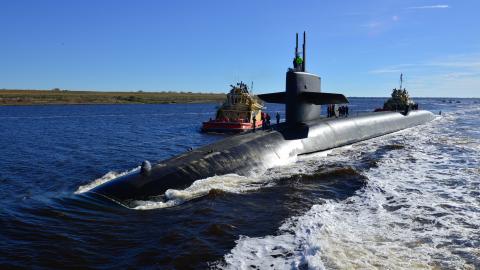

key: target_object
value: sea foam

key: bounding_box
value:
[218,107,480,269]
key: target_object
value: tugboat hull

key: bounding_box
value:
[201,120,263,133]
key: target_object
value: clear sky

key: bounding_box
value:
[1,0,479,97]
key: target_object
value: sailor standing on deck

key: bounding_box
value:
[276,112,280,124]
[261,113,266,130]
[293,54,303,71]
[328,104,333,118]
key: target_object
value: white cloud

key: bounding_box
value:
[361,15,400,36]
[369,54,480,97]
[440,72,480,79]
[370,54,480,73]
[426,61,480,68]
[408,5,449,9]
[369,64,416,74]
[362,21,382,29]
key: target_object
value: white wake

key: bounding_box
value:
[218,107,480,269]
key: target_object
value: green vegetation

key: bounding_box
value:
[0,89,226,105]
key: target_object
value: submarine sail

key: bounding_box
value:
[258,32,348,124]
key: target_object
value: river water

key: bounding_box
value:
[0,98,478,269]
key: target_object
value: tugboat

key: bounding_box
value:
[201,82,264,133]
[375,73,418,113]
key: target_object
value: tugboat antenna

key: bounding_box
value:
[400,73,403,90]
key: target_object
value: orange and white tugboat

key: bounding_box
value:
[202,82,264,133]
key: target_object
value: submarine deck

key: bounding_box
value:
[90,110,435,201]
[156,110,426,169]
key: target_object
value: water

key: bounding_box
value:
[0,98,478,269]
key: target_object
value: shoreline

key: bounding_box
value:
[0,89,225,106]
[0,101,222,106]
[1,90,477,106]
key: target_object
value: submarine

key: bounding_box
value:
[87,32,435,204]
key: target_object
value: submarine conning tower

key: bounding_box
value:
[258,32,348,124]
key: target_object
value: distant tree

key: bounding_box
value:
[52,88,61,91]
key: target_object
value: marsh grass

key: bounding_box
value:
[0,89,226,105]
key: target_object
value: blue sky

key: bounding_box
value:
[1,0,479,97]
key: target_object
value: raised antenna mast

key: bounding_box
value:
[302,31,306,72]
[295,33,299,57]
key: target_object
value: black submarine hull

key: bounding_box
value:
[88,110,435,203]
